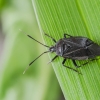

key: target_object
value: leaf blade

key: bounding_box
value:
[32,0,100,99]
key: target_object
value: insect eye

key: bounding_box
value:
[67,45,71,48]
[86,39,93,46]
[63,44,67,50]
[63,44,71,51]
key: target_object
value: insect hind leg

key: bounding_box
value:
[72,59,97,68]
[62,59,82,74]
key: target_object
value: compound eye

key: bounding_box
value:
[63,44,71,51]
[63,44,67,51]
[67,45,71,48]
[86,39,93,46]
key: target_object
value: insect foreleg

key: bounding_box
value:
[47,55,58,64]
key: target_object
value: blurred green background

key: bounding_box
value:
[0,0,64,100]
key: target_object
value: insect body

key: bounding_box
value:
[23,33,100,74]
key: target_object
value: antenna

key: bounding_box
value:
[23,51,50,74]
[19,29,50,48]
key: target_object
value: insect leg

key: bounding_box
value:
[44,33,56,43]
[72,59,91,68]
[47,55,58,64]
[64,33,73,38]
[74,48,96,67]
[72,60,79,68]
[62,59,82,74]
[75,59,97,68]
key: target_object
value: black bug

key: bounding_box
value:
[23,33,100,74]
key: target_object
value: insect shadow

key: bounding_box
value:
[22,32,100,74]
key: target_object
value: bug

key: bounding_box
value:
[23,33,100,74]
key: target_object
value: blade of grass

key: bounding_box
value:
[32,0,100,99]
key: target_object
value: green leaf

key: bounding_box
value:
[32,0,100,99]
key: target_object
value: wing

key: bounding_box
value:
[87,43,100,57]
[62,38,93,60]
[63,46,89,60]
[63,36,93,47]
